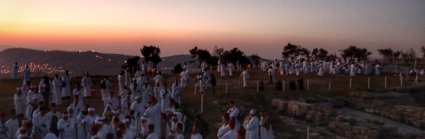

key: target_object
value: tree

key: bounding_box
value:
[339,46,371,61]
[221,48,251,66]
[121,56,140,76]
[311,48,328,60]
[140,45,162,67]
[189,46,212,64]
[213,46,224,57]
[377,48,394,62]
[282,43,309,59]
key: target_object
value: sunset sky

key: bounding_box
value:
[0,0,424,59]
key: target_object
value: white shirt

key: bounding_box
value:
[190,133,203,139]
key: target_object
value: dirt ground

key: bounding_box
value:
[0,69,424,138]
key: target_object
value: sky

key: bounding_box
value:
[0,0,424,59]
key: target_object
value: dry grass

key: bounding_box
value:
[0,70,424,138]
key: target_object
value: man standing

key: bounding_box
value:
[14,88,26,115]
[243,109,259,139]
[52,74,63,105]
[81,72,92,97]
[61,70,71,100]
[23,65,31,84]
[57,111,76,139]
[240,68,249,88]
[11,62,18,79]
[100,77,111,102]
[39,76,51,107]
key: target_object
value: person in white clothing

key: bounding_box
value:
[130,96,145,118]
[190,124,203,139]
[43,127,58,139]
[32,106,50,138]
[227,101,240,129]
[228,63,235,77]
[72,84,84,105]
[260,111,273,139]
[61,70,71,100]
[5,110,19,139]
[217,113,230,138]
[52,74,63,105]
[145,124,159,139]
[240,68,249,88]
[100,77,111,102]
[57,111,77,139]
[220,119,237,139]
[160,84,171,112]
[174,122,184,139]
[81,72,92,97]
[118,71,126,93]
[14,88,27,115]
[243,109,260,139]
[0,113,10,139]
[11,62,18,79]
[23,65,31,84]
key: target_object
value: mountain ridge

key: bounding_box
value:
[0,48,192,76]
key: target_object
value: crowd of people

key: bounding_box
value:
[3,61,276,139]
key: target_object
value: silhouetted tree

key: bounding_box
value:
[189,46,212,64]
[221,48,250,65]
[140,45,162,67]
[282,43,309,59]
[311,48,328,60]
[213,46,224,57]
[378,48,394,62]
[339,46,371,61]
[121,56,140,76]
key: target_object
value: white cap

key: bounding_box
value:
[249,109,256,115]
[31,97,38,101]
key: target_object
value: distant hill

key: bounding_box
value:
[0,48,192,76]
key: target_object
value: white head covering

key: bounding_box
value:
[249,109,256,115]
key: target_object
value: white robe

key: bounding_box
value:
[57,118,77,139]
[52,78,63,105]
[144,103,161,136]
[131,102,145,117]
[32,113,50,137]
[14,93,26,115]
[241,70,249,87]
[25,104,35,120]
[61,75,71,97]
[101,80,111,101]
[220,129,236,139]
[243,116,260,139]
[190,133,203,139]
[217,124,229,138]
[72,88,84,105]
[43,133,58,139]
[146,133,159,139]
[160,89,171,112]
[5,118,19,139]
[81,76,92,97]
[117,74,124,91]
